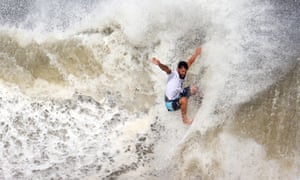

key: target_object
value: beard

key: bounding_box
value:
[179,74,186,79]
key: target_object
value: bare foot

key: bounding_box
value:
[183,118,193,125]
[183,119,193,125]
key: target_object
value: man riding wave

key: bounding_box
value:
[152,47,202,125]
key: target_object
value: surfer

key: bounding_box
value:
[152,47,202,125]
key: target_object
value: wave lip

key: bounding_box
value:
[0,0,299,179]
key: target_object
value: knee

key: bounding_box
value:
[179,97,188,104]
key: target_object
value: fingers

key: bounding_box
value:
[152,57,159,65]
[190,85,199,95]
[152,57,156,64]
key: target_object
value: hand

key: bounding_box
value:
[195,47,202,56]
[152,57,160,65]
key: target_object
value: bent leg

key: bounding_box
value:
[181,85,199,98]
[179,97,193,125]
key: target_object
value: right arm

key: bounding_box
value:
[152,57,172,74]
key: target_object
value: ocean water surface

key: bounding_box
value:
[0,0,299,179]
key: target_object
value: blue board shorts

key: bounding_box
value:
[165,86,191,111]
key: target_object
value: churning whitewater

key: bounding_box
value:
[0,0,299,179]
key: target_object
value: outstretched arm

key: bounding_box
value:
[152,57,172,74]
[187,47,202,68]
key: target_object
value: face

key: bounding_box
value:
[177,67,187,79]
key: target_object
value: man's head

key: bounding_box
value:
[177,61,189,79]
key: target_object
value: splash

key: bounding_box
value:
[0,0,299,179]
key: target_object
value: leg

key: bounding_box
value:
[179,97,193,125]
[181,85,199,98]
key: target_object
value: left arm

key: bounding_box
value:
[187,47,202,68]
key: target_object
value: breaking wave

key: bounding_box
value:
[0,0,299,179]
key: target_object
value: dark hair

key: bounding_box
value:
[177,61,189,70]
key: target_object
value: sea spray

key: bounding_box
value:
[0,0,299,179]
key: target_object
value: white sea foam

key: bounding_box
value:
[0,0,299,179]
